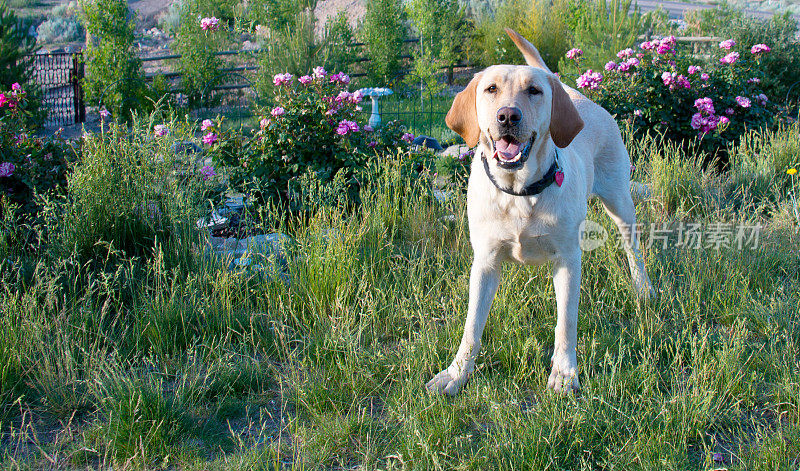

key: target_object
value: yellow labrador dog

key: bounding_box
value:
[426,29,654,395]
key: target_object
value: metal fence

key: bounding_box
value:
[29,52,85,127]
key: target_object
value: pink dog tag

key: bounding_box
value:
[555,171,564,187]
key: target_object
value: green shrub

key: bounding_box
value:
[36,17,82,44]
[687,4,800,104]
[209,70,418,210]
[254,10,356,99]
[572,34,777,158]
[0,1,37,88]
[79,0,146,120]
[172,0,230,107]
[246,0,316,31]
[557,0,653,74]
[405,0,466,93]
[472,0,575,71]
[360,0,405,84]
[0,83,71,216]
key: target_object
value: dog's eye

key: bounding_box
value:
[486,84,497,94]
[529,86,542,95]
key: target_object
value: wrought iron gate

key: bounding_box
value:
[29,52,85,127]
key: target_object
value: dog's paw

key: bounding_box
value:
[547,354,580,394]
[426,366,470,396]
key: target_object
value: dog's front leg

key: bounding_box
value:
[548,252,582,393]
[426,256,501,396]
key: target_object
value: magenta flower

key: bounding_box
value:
[604,61,617,71]
[153,124,168,137]
[747,77,761,84]
[271,106,285,117]
[401,132,415,143]
[576,70,603,89]
[719,39,736,50]
[726,108,734,115]
[329,72,351,84]
[0,162,14,177]
[335,91,352,102]
[200,165,216,180]
[736,96,751,108]
[350,90,363,104]
[616,48,635,58]
[661,72,675,86]
[99,108,110,119]
[299,75,312,84]
[565,48,583,59]
[201,119,213,131]
[694,97,715,114]
[690,112,719,133]
[618,61,631,72]
[718,116,730,126]
[676,75,691,89]
[325,108,338,116]
[0,94,7,107]
[700,73,710,81]
[687,65,701,75]
[656,36,676,54]
[336,122,350,135]
[202,132,218,145]
[625,57,639,67]
[720,52,740,64]
[260,117,270,129]
[200,17,220,31]
[634,109,643,117]
[640,40,656,50]
[273,73,293,86]
[10,83,23,96]
[751,43,771,54]
[756,93,768,106]
[313,66,327,79]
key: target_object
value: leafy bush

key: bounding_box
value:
[172,0,231,107]
[80,0,146,120]
[360,0,405,84]
[571,35,777,157]
[254,11,357,99]
[0,83,73,216]
[686,5,800,104]
[0,1,36,88]
[405,0,467,93]
[472,0,574,71]
[558,0,658,74]
[209,68,417,209]
[36,17,82,44]
[246,0,316,31]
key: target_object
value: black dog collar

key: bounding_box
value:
[482,149,563,197]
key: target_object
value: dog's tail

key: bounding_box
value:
[504,28,552,74]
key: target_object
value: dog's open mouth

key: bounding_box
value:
[490,134,534,169]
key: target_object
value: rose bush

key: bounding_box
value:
[568,35,780,157]
[205,67,417,209]
[0,83,73,216]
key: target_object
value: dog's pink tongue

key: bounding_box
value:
[494,138,522,161]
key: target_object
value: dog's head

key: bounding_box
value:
[446,57,583,171]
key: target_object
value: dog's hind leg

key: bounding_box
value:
[596,177,656,300]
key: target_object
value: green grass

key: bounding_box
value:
[0,117,799,469]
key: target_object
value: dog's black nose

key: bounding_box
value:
[496,106,522,126]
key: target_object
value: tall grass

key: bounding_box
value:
[0,120,798,468]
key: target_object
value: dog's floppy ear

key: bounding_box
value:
[446,72,483,148]
[548,75,583,148]
[504,28,552,74]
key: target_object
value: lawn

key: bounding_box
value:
[1,116,798,469]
